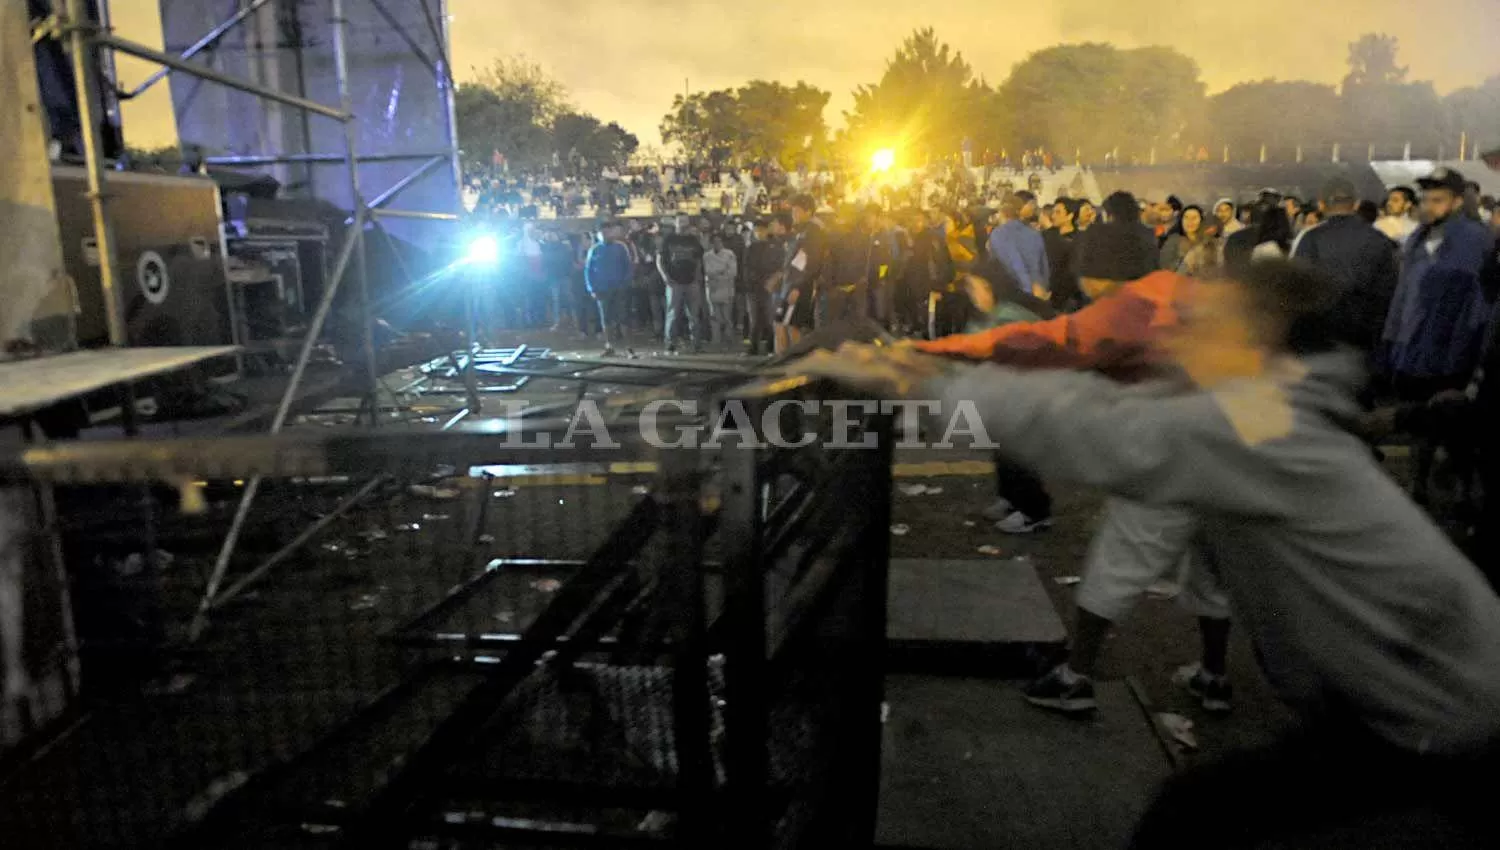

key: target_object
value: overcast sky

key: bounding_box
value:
[111,0,1500,150]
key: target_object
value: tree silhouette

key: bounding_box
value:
[843,28,990,162]
[1342,33,1408,91]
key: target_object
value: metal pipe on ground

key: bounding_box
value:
[209,475,389,611]
[189,211,368,642]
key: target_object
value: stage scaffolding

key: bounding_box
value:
[28,0,480,640]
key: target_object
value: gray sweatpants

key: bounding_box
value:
[664,282,703,347]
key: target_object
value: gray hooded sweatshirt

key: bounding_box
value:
[930,351,1500,756]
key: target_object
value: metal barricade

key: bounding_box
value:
[0,376,890,849]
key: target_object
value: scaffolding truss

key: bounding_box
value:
[27,0,470,642]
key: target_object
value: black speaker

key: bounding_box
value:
[51,166,235,352]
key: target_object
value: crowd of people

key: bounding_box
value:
[791,161,1500,847]
[461,157,1500,843]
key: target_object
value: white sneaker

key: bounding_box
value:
[981,498,1014,521]
[995,511,1053,535]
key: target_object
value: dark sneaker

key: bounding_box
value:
[1173,663,1233,714]
[1023,665,1097,715]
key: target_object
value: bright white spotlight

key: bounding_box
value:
[871,148,896,173]
[465,234,500,265]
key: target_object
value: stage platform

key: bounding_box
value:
[0,346,238,418]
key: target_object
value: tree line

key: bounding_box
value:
[655,29,1499,169]
[454,57,639,177]
[451,30,1499,175]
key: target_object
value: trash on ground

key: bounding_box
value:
[976,544,1004,556]
[493,488,517,499]
[357,528,389,542]
[109,550,175,577]
[924,486,944,495]
[880,702,891,724]
[963,520,977,527]
[319,541,347,555]
[1015,553,1033,562]
[1156,712,1199,751]
[1054,575,1082,586]
[890,523,911,536]
[531,578,562,593]
[637,811,674,834]
[408,484,460,500]
[493,610,515,625]
[394,523,422,533]
[898,483,930,496]
[144,673,196,696]
[631,484,651,495]
[421,513,452,522]
[183,772,249,823]
[1146,580,1181,600]
[350,593,382,611]
[477,533,495,544]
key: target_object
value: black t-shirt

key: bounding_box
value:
[659,233,705,286]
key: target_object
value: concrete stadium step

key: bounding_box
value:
[877,676,1170,850]
[887,558,1066,678]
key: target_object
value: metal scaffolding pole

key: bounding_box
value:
[94,33,351,121]
[364,155,447,212]
[435,0,481,414]
[121,0,276,99]
[369,208,460,221]
[59,0,126,348]
[331,0,381,427]
[205,151,448,167]
[190,210,369,641]
[38,0,466,641]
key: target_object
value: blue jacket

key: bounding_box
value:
[1381,217,1495,380]
[585,240,633,295]
[986,221,1050,295]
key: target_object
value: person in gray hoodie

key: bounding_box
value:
[802,260,1500,845]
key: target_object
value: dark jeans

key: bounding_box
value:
[594,289,630,346]
[825,283,869,325]
[1130,726,1492,849]
[994,455,1051,519]
[929,290,968,339]
[745,289,775,355]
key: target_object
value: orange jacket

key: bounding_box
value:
[913,271,1193,380]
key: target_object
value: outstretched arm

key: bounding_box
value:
[926,362,1297,518]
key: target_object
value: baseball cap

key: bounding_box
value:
[1319,176,1359,204]
[1417,166,1467,194]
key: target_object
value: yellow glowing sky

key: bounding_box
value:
[110,0,1500,151]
